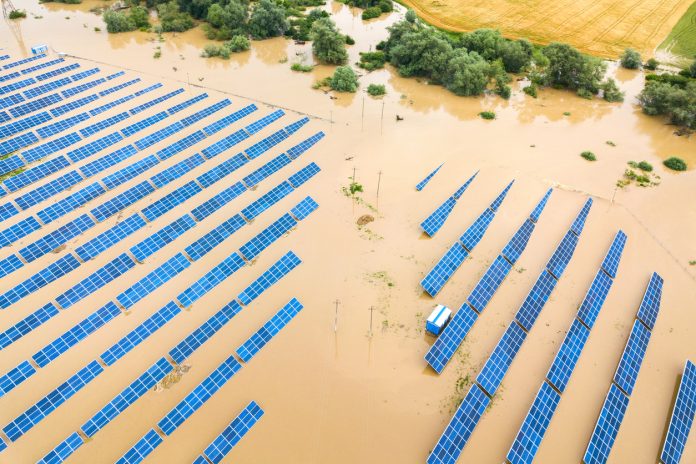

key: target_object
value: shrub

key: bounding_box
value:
[542,43,606,95]
[157,1,195,32]
[645,58,659,70]
[367,83,386,96]
[523,84,537,98]
[691,61,696,78]
[206,1,247,40]
[443,49,491,96]
[663,157,687,171]
[311,18,348,64]
[362,6,381,20]
[345,35,355,45]
[620,48,641,69]
[405,9,416,23]
[638,80,696,128]
[479,111,495,120]
[602,78,624,102]
[358,51,385,71]
[248,0,289,40]
[103,10,135,33]
[227,35,250,52]
[637,161,653,171]
[129,5,150,29]
[577,88,593,99]
[291,63,313,72]
[201,35,249,58]
[330,66,359,92]
[581,151,596,161]
[9,9,26,19]
[378,0,393,12]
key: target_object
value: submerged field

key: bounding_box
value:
[399,0,695,58]
[0,1,695,463]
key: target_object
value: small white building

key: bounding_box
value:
[31,45,48,55]
[426,304,452,336]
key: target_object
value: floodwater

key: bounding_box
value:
[0,1,695,463]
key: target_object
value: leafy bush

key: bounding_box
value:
[577,88,593,99]
[405,9,416,22]
[479,111,495,120]
[291,63,314,72]
[103,10,135,33]
[311,18,347,64]
[637,161,653,171]
[362,6,381,20]
[9,9,26,19]
[663,157,687,171]
[542,43,606,95]
[129,5,150,29]
[330,66,359,92]
[248,0,289,39]
[205,1,247,40]
[227,34,250,52]
[367,83,386,96]
[620,48,641,69]
[581,151,596,161]
[157,1,195,32]
[201,35,249,58]
[645,73,691,88]
[691,61,696,78]
[345,35,355,45]
[602,78,624,102]
[358,51,385,71]
[645,58,659,70]
[523,84,537,97]
[639,80,696,128]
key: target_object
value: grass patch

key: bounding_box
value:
[657,1,696,63]
[367,84,386,96]
[628,160,653,172]
[291,63,314,72]
[9,9,27,19]
[0,166,26,183]
[663,157,687,171]
[580,151,596,161]
[479,111,495,120]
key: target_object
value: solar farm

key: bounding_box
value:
[0,47,694,464]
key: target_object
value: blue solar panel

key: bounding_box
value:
[283,116,309,135]
[0,110,51,137]
[636,272,663,330]
[3,360,103,442]
[416,163,444,191]
[184,214,246,261]
[199,401,264,464]
[507,381,561,464]
[80,111,129,137]
[190,182,246,222]
[0,71,18,82]
[476,321,527,396]
[36,112,89,138]
[102,154,159,189]
[452,171,479,200]
[76,214,146,261]
[100,301,181,366]
[245,109,284,134]
[502,219,534,264]
[141,180,202,221]
[241,181,294,221]
[155,129,206,160]
[24,76,72,99]
[427,384,490,464]
[570,197,593,235]
[0,253,81,309]
[660,360,696,464]
[36,63,80,81]
[3,54,46,69]
[51,94,99,117]
[0,216,41,247]
[424,304,478,374]
[290,196,319,221]
[197,153,248,187]
[576,271,614,329]
[117,253,190,309]
[288,162,320,188]
[117,429,162,464]
[583,384,630,464]
[37,431,83,464]
[0,303,58,350]
[121,111,167,137]
[203,103,257,135]
[0,253,24,278]
[67,131,123,162]
[0,131,39,156]
[0,152,25,177]
[181,99,230,126]
[421,197,456,237]
[201,130,250,160]
[166,93,208,115]
[0,92,25,111]
[4,155,70,192]
[38,181,106,224]
[0,77,36,95]
[420,243,468,297]
[22,132,82,162]
[243,153,291,188]
[0,109,10,123]
[96,77,138,96]
[21,58,65,75]
[238,251,302,305]
[32,301,121,367]
[89,93,134,116]
[546,318,590,393]
[156,356,241,436]
[613,320,651,396]
[0,202,19,221]
[286,131,325,159]
[130,214,197,262]
[150,153,205,188]
[177,252,245,308]
[244,127,290,159]
[489,180,514,212]
[134,121,184,150]
[80,145,138,178]
[0,360,36,396]
[237,298,303,362]
[459,208,495,251]
[545,230,579,279]
[129,88,182,114]
[515,270,557,332]
[240,213,297,260]
[80,357,173,438]
[19,214,94,262]
[69,67,100,82]
[62,76,106,98]
[9,93,62,118]
[56,253,136,309]
[467,254,513,312]
[90,180,155,222]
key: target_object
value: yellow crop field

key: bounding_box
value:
[400,0,695,58]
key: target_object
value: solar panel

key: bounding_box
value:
[0,77,36,95]
[32,301,122,367]
[90,180,155,222]
[476,321,527,396]
[420,197,456,237]
[420,243,468,297]
[21,58,65,75]
[67,131,123,162]
[201,130,250,159]
[545,230,579,279]
[150,153,206,188]
[129,88,182,114]
[19,214,94,263]
[452,171,478,200]
[286,131,325,159]
[141,180,202,221]
[0,71,18,82]
[4,155,70,192]
[244,127,289,159]
[0,109,10,123]
[116,253,190,309]
[501,219,535,264]
[56,253,136,309]
[0,153,25,178]
[283,116,309,135]
[51,93,99,117]
[1,305,55,352]
[0,254,24,279]
[36,112,89,138]
[239,213,297,260]
[80,111,129,138]
[0,131,39,156]
[9,93,62,118]
[243,153,291,188]
[0,360,36,396]
[75,214,146,261]
[660,360,696,464]
[245,109,284,134]
[89,93,134,116]
[424,304,478,374]
[100,301,181,366]
[117,429,162,464]
[130,214,197,262]
[0,253,81,309]
[80,357,173,438]
[198,401,264,464]
[190,182,246,222]
[290,196,319,221]
[62,76,106,98]
[155,130,206,160]
[0,216,41,247]
[156,356,242,435]
[0,202,18,221]
[0,110,51,137]
[203,103,257,136]
[176,252,245,308]
[415,163,444,191]
[69,67,100,82]
[36,63,80,81]
[288,162,321,188]
[3,360,103,442]
[506,382,561,464]
[37,431,83,464]
[489,180,514,212]
[121,111,167,137]
[134,121,184,150]
[515,270,556,332]
[238,251,302,305]
[0,92,25,111]
[459,208,494,251]
[24,76,72,99]
[583,384,629,464]
[636,272,663,330]
[79,145,138,178]
[576,271,614,329]
[184,214,246,261]
[102,154,159,190]
[131,83,162,97]
[96,77,138,96]
[3,54,46,69]
[180,99,230,126]
[467,254,513,312]
[38,181,106,224]
[198,154,249,188]
[167,93,208,115]
[613,320,651,396]
[546,318,590,393]
[426,384,490,464]
[237,298,303,362]
[571,197,593,236]
[241,181,294,221]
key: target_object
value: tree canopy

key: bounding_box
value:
[248,0,289,39]
[310,17,348,64]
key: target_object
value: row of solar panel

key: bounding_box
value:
[420,170,478,237]
[661,360,696,464]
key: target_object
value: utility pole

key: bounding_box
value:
[333,299,340,333]
[352,166,356,183]
[376,170,382,203]
[368,306,375,338]
[380,100,385,135]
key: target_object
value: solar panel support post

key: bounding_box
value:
[368,305,375,338]
[376,170,382,207]
[333,299,340,333]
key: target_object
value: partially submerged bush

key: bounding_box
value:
[291,63,314,72]
[645,58,659,70]
[581,151,596,161]
[620,48,641,69]
[330,66,359,92]
[358,51,385,71]
[479,111,495,120]
[523,84,537,98]
[602,78,624,102]
[663,157,687,171]
[201,35,249,58]
[311,17,348,64]
[362,6,381,20]
[367,83,386,96]
[9,9,26,19]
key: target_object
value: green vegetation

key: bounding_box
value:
[638,78,696,129]
[620,48,641,69]
[291,62,314,72]
[357,51,385,71]
[362,6,381,20]
[103,7,150,33]
[628,160,653,172]
[580,151,596,161]
[0,166,25,183]
[657,1,696,63]
[311,17,348,64]
[479,111,495,120]
[541,43,606,97]
[202,35,250,58]
[345,35,355,45]
[40,0,80,3]
[157,1,195,32]
[601,78,624,102]
[645,58,659,70]
[330,66,359,92]
[367,83,386,96]
[288,8,328,42]
[523,84,537,98]
[347,181,363,194]
[9,9,26,19]
[663,157,687,171]
[248,0,289,39]
[338,0,393,20]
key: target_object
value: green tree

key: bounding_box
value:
[542,42,606,94]
[499,39,532,73]
[405,9,416,23]
[129,5,150,29]
[461,29,504,61]
[645,58,659,70]
[388,28,452,83]
[330,66,359,92]
[690,60,696,78]
[248,0,288,39]
[602,78,624,102]
[620,48,641,69]
[442,49,490,96]
[310,18,348,64]
[157,1,195,32]
[206,1,247,39]
[103,10,135,33]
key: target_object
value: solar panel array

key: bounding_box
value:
[420,171,478,237]
[427,198,592,464]
[583,272,664,464]
[420,181,514,297]
[661,360,696,464]
[236,298,304,361]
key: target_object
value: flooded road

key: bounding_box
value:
[0,1,695,463]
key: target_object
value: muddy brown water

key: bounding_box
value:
[0,1,695,463]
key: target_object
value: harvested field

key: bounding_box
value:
[400,0,695,58]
